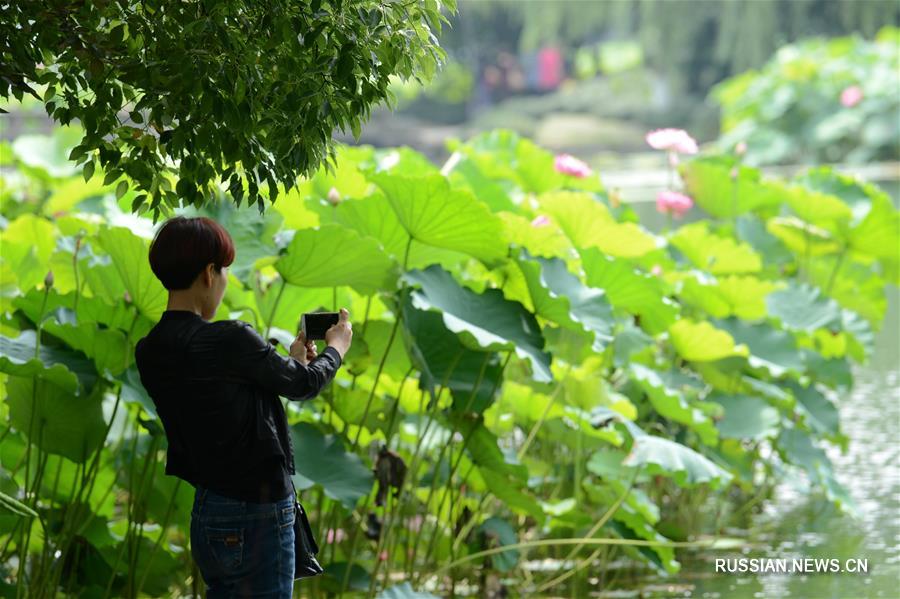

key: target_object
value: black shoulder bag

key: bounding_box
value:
[290,476,325,579]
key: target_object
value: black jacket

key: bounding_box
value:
[134,310,342,503]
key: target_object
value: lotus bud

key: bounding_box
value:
[43,270,54,289]
[326,186,341,206]
[123,290,132,304]
[729,167,739,181]
[735,140,747,156]
[530,215,550,228]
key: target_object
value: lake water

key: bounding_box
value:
[638,288,899,599]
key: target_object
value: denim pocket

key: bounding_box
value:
[205,526,244,570]
[278,504,295,530]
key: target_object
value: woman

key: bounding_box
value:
[134,216,353,597]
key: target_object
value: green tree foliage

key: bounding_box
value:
[0,0,455,218]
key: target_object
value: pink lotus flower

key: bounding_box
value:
[530,215,550,228]
[735,141,747,156]
[554,154,591,178]
[408,514,424,532]
[645,128,698,154]
[656,190,693,218]
[325,528,347,543]
[651,264,663,277]
[840,85,863,108]
[378,550,389,561]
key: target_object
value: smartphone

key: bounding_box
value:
[300,312,340,340]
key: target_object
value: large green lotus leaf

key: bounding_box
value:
[839,308,875,362]
[254,281,333,335]
[444,152,518,213]
[679,156,783,218]
[766,283,842,332]
[270,185,321,230]
[95,226,167,321]
[400,292,503,413]
[402,265,552,382]
[0,330,97,393]
[305,145,373,200]
[766,217,841,257]
[849,192,900,260]
[669,222,761,274]
[629,364,718,446]
[802,349,853,390]
[808,258,886,327]
[499,258,575,329]
[623,433,732,489]
[449,414,528,484]
[584,477,674,571]
[668,319,749,363]
[370,173,508,266]
[497,211,573,259]
[714,317,805,378]
[776,428,853,511]
[13,288,154,341]
[448,129,588,195]
[710,393,780,440]
[329,193,469,270]
[794,167,880,217]
[44,235,102,296]
[275,224,399,294]
[117,364,159,418]
[580,248,677,334]
[735,216,793,267]
[477,517,519,572]
[370,146,441,178]
[44,177,112,215]
[472,467,545,524]
[7,375,106,463]
[607,505,679,574]
[538,191,657,258]
[40,311,130,376]
[776,181,853,235]
[679,273,779,320]
[612,320,655,368]
[1,213,58,291]
[289,421,373,510]
[518,249,616,351]
[12,294,132,376]
[489,380,566,425]
[540,412,624,449]
[785,380,840,440]
[457,418,545,523]
[360,319,413,383]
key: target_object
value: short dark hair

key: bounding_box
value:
[148,216,235,290]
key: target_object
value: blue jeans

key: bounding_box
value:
[190,485,295,598]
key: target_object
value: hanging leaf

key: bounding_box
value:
[401,265,552,382]
[275,224,399,294]
[289,422,373,511]
[371,172,508,267]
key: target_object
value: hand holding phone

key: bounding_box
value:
[301,309,353,360]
